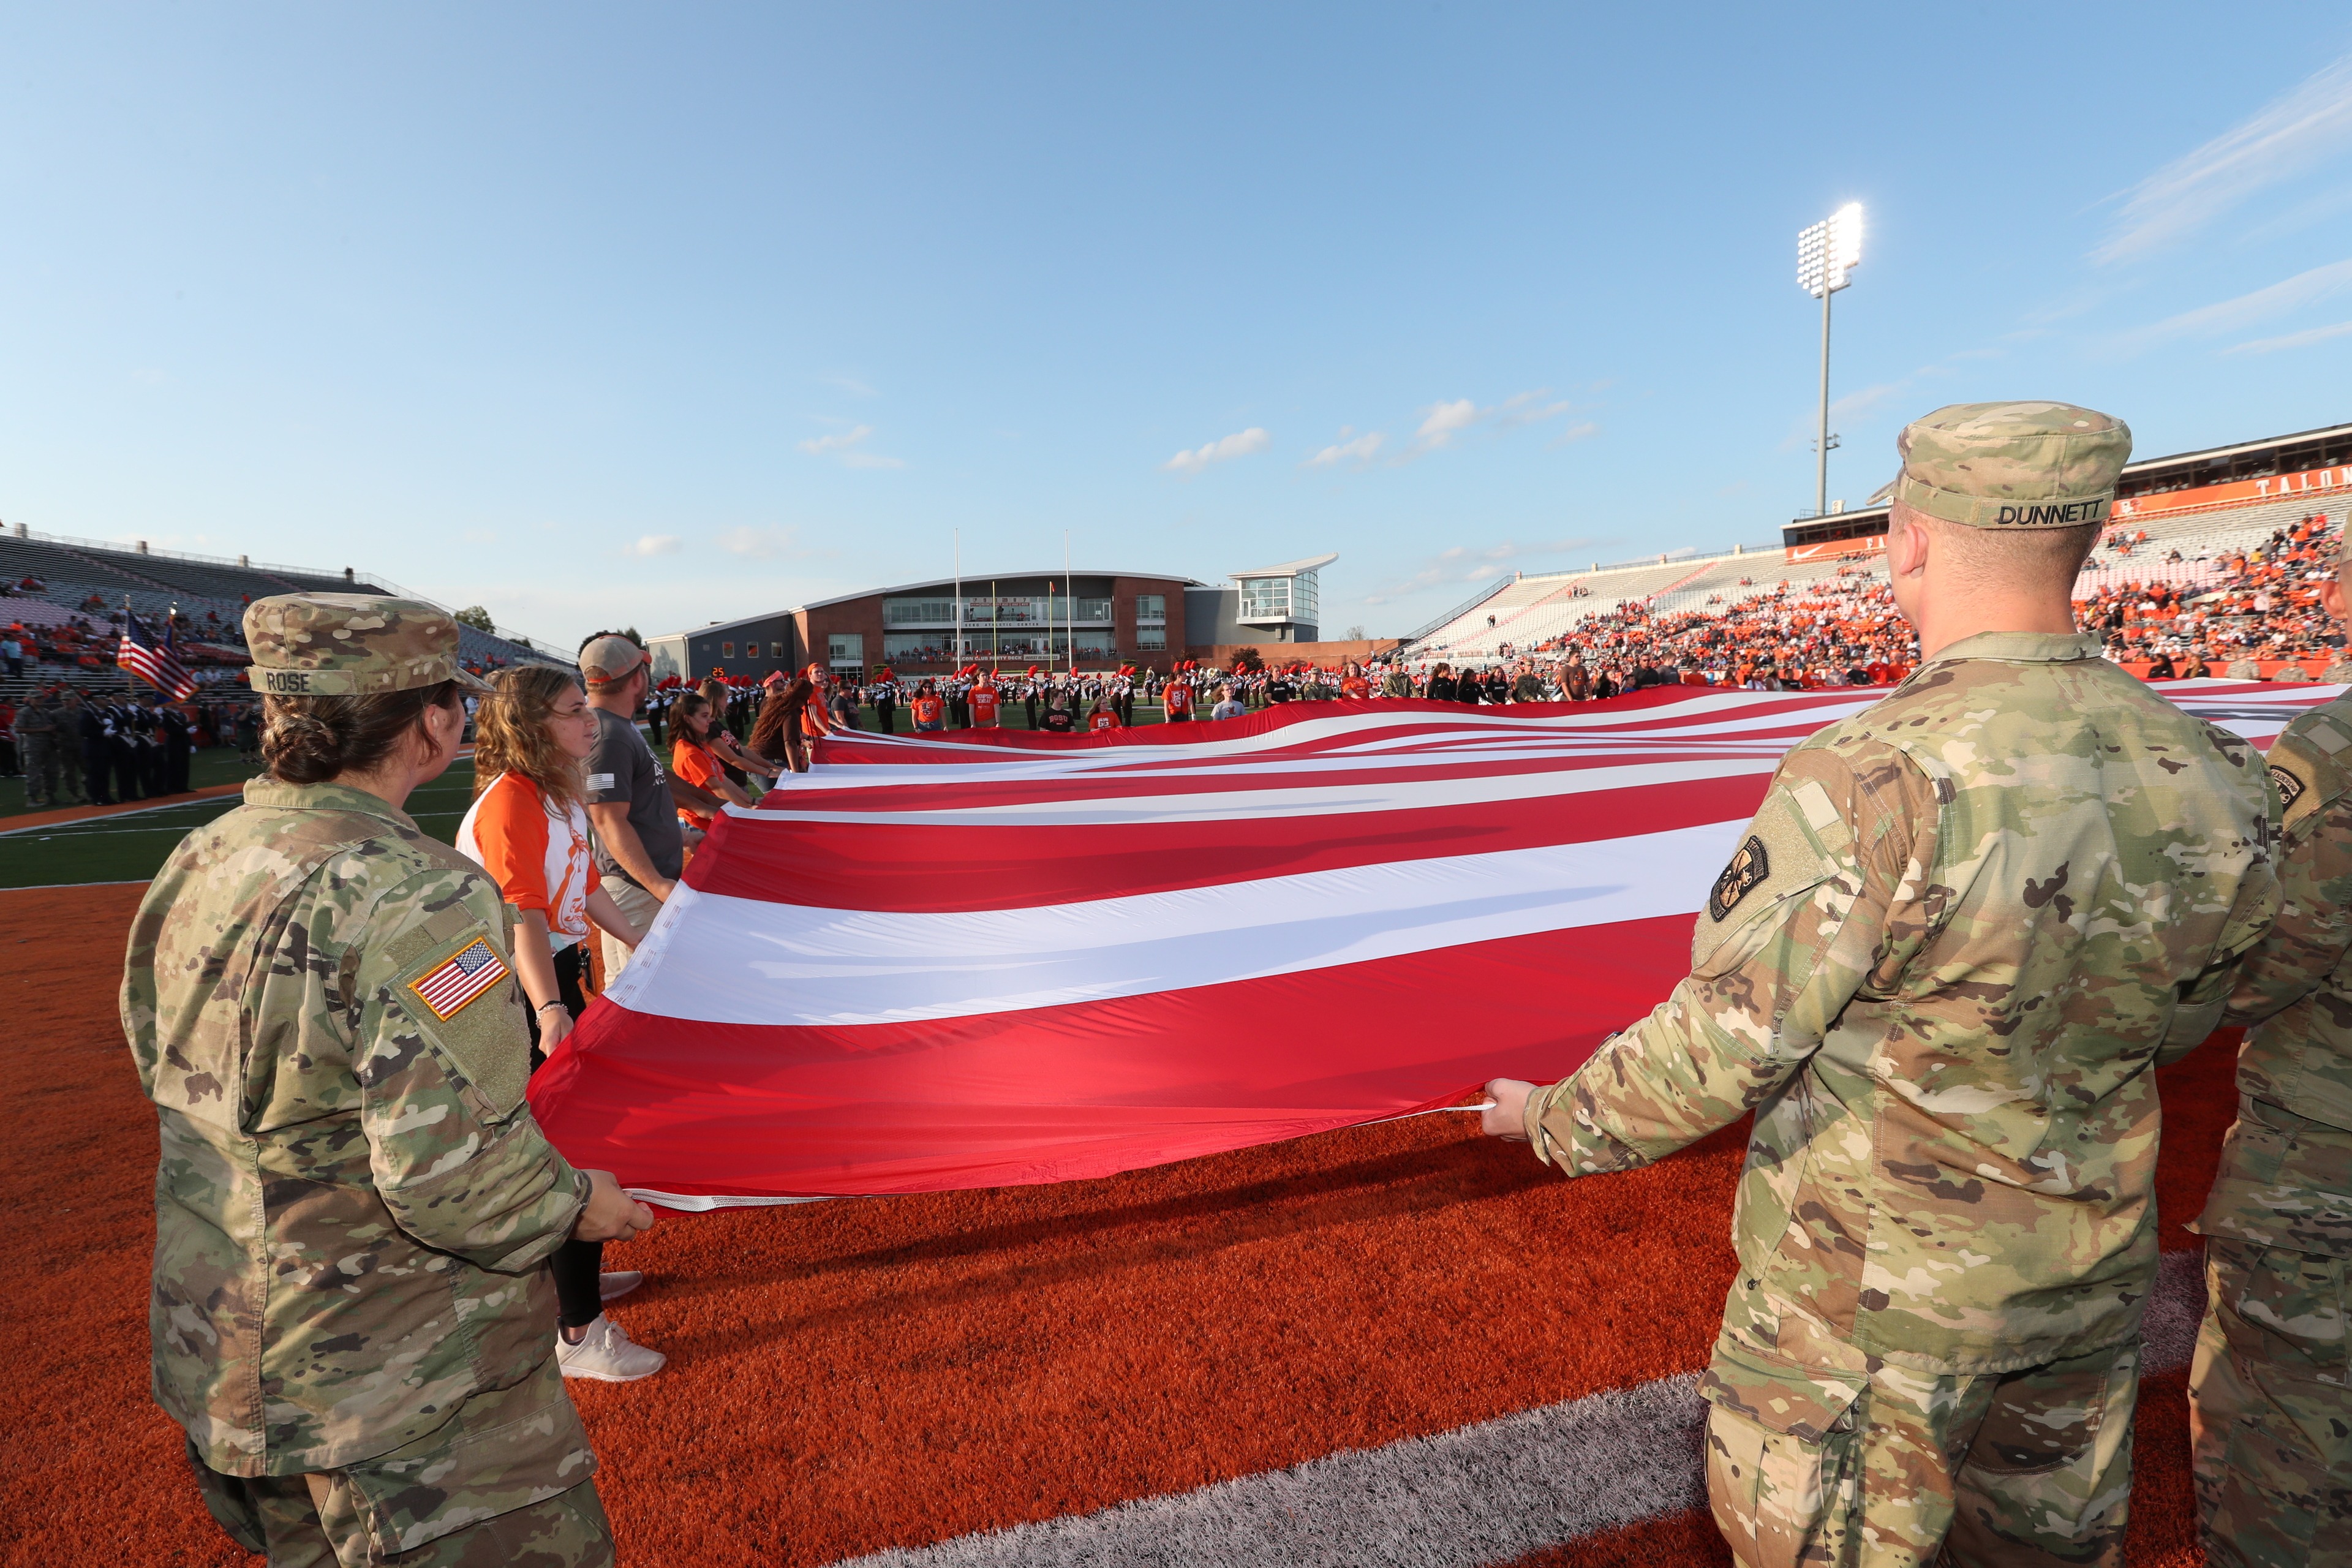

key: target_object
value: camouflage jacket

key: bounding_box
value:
[2206,694,2352,1256]
[122,779,592,1477]
[1524,632,2277,1375]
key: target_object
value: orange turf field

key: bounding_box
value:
[1,883,2220,1567]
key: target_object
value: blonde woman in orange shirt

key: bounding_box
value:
[460,665,663,1382]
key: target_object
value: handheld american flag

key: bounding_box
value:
[118,604,198,699]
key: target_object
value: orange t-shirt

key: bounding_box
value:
[1340,676,1370,699]
[801,687,832,737]
[1164,683,1193,717]
[1088,710,1121,733]
[672,737,723,828]
[912,694,945,729]
[970,685,1001,727]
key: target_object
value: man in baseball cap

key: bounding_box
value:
[577,632,650,690]
[244,594,494,696]
[575,630,714,981]
[1476,402,2275,1565]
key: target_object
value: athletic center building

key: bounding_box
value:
[647,554,1343,681]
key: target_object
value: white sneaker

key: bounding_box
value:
[556,1315,666,1382]
[598,1270,644,1303]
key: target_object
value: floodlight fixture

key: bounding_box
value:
[1798,202,1865,517]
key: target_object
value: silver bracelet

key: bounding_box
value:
[535,1000,568,1014]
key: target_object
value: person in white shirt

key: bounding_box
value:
[1210,684,1245,721]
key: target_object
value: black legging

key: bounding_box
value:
[528,944,605,1330]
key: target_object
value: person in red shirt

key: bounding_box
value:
[1087,696,1121,733]
[911,682,946,732]
[970,674,1001,728]
[1164,673,1194,722]
[671,693,751,837]
[799,665,834,742]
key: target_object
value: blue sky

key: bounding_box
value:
[7,4,2352,648]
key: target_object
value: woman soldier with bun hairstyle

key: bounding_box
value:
[124,595,652,1566]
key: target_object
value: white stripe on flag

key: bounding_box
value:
[607,820,1745,1027]
[745,755,1786,827]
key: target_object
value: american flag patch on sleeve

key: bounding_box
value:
[409,937,511,1020]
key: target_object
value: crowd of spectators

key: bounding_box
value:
[2075,513,2352,678]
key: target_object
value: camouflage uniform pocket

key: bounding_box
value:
[1692,780,1847,979]
[323,1357,598,1560]
[1700,1344,1868,1568]
[384,910,533,1118]
[2210,1239,2350,1386]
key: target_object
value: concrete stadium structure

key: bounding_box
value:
[1405,419,2352,666]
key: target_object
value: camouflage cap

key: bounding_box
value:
[243,594,493,697]
[1879,401,2131,529]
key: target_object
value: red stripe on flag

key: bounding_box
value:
[530,916,1691,1199]
[693,773,1778,912]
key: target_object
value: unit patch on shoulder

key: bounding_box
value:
[407,937,511,1021]
[1708,835,1771,923]
[2271,764,2308,813]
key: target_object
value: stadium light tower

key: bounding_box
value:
[1796,202,1864,518]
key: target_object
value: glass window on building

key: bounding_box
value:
[1135,628,1167,650]
[1293,571,1320,624]
[1076,597,1112,623]
[827,632,864,666]
[1135,594,1166,622]
[1240,577,1291,619]
[722,642,735,658]
[883,632,957,660]
[883,598,957,625]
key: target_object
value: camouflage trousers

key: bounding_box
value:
[1703,1339,2138,1568]
[2190,1239,2352,1566]
[19,734,55,804]
[189,1439,614,1567]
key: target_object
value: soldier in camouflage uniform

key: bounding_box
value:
[1481,403,2278,1567]
[17,685,60,807]
[123,594,654,1566]
[2195,533,2352,1566]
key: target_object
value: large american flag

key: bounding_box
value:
[529,683,2338,1209]
[117,606,197,699]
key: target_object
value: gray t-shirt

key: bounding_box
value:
[584,707,685,888]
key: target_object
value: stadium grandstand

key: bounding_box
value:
[0,521,567,709]
[1404,418,2352,668]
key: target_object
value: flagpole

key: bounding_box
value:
[953,528,962,669]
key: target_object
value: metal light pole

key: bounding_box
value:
[1796,202,1864,518]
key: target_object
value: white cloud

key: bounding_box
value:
[800,424,906,469]
[1163,426,1270,476]
[1399,391,1578,461]
[2119,257,2352,351]
[2098,53,2352,263]
[1416,399,1480,443]
[1546,421,1600,450]
[1304,428,1386,468]
[2222,318,2352,355]
[625,534,682,557]
[715,525,828,559]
